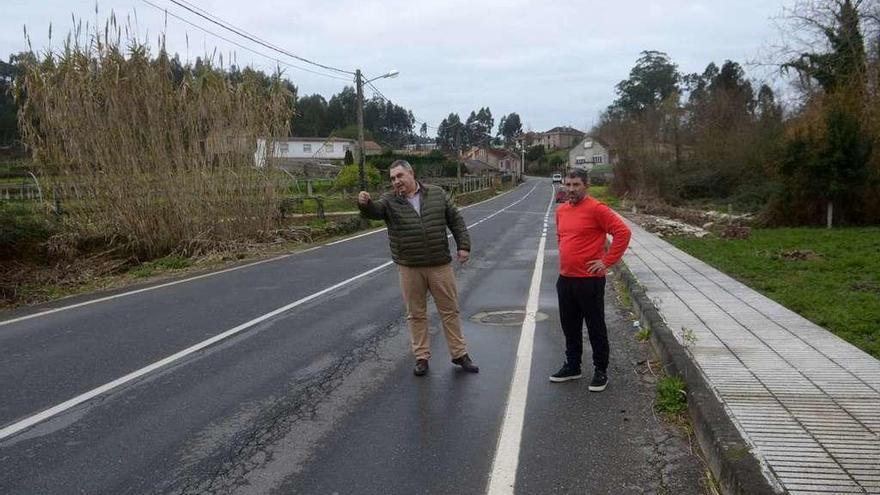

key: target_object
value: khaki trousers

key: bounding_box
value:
[397,263,468,360]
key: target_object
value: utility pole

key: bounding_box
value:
[354,69,397,192]
[355,69,366,192]
[455,123,461,182]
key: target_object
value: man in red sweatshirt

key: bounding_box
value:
[551,169,631,391]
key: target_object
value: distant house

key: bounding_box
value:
[254,137,381,168]
[401,142,438,153]
[568,136,614,171]
[514,132,536,150]
[462,146,522,175]
[516,127,585,151]
[362,140,383,156]
[463,159,498,176]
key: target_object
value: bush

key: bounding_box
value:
[335,163,382,190]
[0,202,56,259]
[369,150,460,177]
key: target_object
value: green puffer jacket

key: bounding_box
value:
[359,183,471,267]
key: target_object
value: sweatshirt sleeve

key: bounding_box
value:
[596,204,631,267]
[555,209,561,244]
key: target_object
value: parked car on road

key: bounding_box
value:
[555,187,566,203]
[552,173,562,183]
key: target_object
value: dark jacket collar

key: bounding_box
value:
[394,181,428,202]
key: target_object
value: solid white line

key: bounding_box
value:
[0,260,395,441]
[0,249,317,328]
[486,185,554,495]
[324,227,387,246]
[0,183,529,327]
[460,183,524,210]
[0,182,539,441]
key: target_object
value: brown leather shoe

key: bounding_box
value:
[451,354,479,373]
[414,359,429,376]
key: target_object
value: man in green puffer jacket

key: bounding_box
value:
[358,160,479,377]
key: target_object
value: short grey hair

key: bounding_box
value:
[566,168,590,184]
[390,159,414,175]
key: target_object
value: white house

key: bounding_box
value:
[254,137,355,167]
[568,137,612,171]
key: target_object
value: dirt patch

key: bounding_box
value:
[772,249,822,261]
[0,255,134,306]
[851,281,880,294]
[718,224,751,240]
[623,211,711,238]
[618,197,754,240]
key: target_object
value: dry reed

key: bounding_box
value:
[16,17,293,259]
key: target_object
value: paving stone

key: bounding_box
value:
[623,221,880,493]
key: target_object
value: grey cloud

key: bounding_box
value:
[2,0,788,132]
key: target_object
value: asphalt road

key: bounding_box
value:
[0,178,707,494]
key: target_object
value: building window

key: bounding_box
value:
[592,155,604,164]
[583,140,593,149]
[575,156,587,165]
[280,143,289,153]
[325,144,334,153]
[303,143,312,153]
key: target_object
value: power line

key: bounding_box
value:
[166,0,355,76]
[366,80,438,131]
[140,0,352,82]
[150,0,437,139]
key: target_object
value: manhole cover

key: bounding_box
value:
[469,310,548,327]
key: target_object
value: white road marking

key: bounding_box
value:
[0,261,393,441]
[0,184,526,327]
[0,183,539,441]
[324,227,387,245]
[486,186,554,494]
[0,249,317,328]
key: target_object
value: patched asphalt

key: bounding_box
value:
[0,178,707,494]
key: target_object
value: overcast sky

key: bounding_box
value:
[2,0,790,134]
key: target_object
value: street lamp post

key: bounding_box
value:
[454,120,472,183]
[355,69,399,191]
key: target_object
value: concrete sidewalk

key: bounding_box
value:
[621,221,880,495]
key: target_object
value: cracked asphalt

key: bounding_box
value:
[0,178,708,494]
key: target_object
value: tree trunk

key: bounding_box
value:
[826,200,833,229]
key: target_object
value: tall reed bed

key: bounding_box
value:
[16,19,293,259]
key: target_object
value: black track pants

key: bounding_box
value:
[555,275,609,371]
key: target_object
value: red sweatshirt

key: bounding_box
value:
[556,196,632,277]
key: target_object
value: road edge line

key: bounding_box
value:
[486,185,554,494]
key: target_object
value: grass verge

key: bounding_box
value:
[591,185,619,207]
[668,227,880,359]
